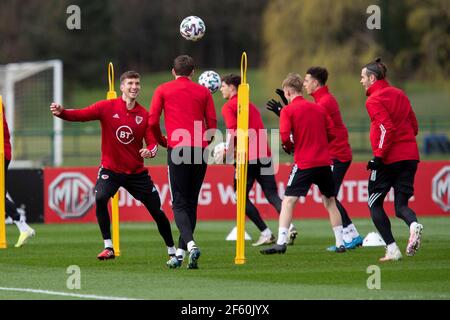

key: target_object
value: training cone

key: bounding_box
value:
[226,226,252,241]
[362,232,387,247]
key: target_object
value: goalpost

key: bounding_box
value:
[0,60,63,167]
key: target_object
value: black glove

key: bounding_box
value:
[367,157,382,170]
[266,99,283,117]
[275,88,289,106]
[282,142,294,155]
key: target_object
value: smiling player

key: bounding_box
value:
[50,71,176,262]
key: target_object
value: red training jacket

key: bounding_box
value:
[311,86,352,162]
[365,79,419,164]
[2,104,12,160]
[148,77,217,148]
[280,96,335,169]
[58,98,157,174]
[221,95,271,161]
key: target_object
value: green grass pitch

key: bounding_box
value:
[1,217,449,300]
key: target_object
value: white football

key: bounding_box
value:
[213,142,227,163]
[180,16,206,41]
[199,71,221,94]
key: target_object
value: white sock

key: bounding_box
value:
[289,223,295,231]
[176,248,186,259]
[348,224,360,238]
[333,226,344,247]
[343,227,353,243]
[187,241,197,252]
[14,221,30,233]
[409,221,418,233]
[167,246,176,256]
[104,239,113,249]
[277,227,289,245]
[261,228,272,237]
[387,242,398,252]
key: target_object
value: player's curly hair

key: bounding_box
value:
[306,67,328,86]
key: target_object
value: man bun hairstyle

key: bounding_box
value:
[282,73,304,94]
[364,57,387,80]
[306,66,328,86]
[120,71,141,83]
[221,74,240,89]
[173,55,195,76]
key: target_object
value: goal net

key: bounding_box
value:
[0,60,63,167]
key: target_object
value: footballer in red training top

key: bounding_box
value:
[361,58,423,262]
[148,55,217,270]
[219,73,298,247]
[50,71,175,262]
[303,66,363,251]
[261,73,346,255]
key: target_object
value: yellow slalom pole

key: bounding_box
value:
[107,63,120,256]
[235,53,249,265]
[0,95,6,249]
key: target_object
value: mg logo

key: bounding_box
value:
[432,166,450,212]
[49,172,95,219]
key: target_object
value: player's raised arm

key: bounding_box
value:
[49,100,104,122]
[50,103,64,116]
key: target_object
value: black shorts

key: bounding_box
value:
[95,167,157,202]
[233,158,275,185]
[233,158,279,198]
[284,165,336,198]
[368,160,418,200]
[332,159,351,195]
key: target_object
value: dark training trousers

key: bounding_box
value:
[368,160,419,245]
[4,159,21,221]
[234,159,282,232]
[94,167,174,247]
[332,159,353,228]
[168,147,208,251]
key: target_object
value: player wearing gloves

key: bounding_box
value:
[261,73,346,255]
[361,58,423,262]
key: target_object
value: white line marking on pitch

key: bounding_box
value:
[0,287,137,300]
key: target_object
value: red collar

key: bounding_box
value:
[291,96,305,104]
[176,76,191,82]
[311,86,329,101]
[366,79,390,96]
[120,98,140,113]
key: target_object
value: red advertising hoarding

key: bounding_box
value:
[44,161,450,223]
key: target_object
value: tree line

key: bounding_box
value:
[0,0,448,89]
[0,0,268,86]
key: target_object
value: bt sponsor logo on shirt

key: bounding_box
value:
[116,126,135,145]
